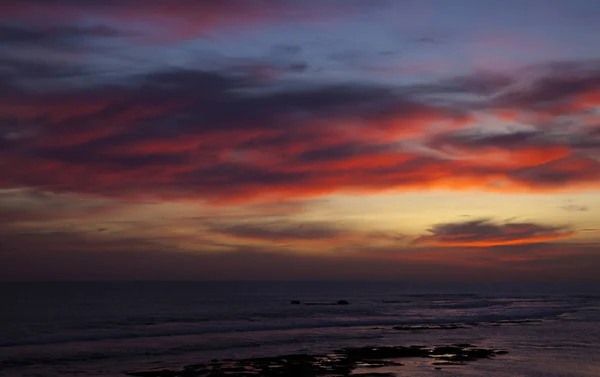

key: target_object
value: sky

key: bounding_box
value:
[1,0,600,281]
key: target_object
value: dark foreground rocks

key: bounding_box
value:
[127,344,507,377]
[303,300,350,306]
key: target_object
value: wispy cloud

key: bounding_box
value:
[414,219,575,247]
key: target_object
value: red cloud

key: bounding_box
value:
[2,64,600,204]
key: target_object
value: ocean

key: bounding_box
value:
[1,282,599,376]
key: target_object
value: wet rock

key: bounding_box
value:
[128,344,506,377]
[355,360,403,368]
[429,346,498,362]
[430,346,463,355]
[342,346,429,360]
[304,300,350,306]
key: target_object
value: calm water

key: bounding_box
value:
[1,282,600,376]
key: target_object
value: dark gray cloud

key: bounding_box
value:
[208,220,347,242]
[495,61,600,110]
[0,24,121,46]
[295,142,395,163]
[430,117,600,156]
[560,204,589,212]
[0,57,90,83]
[432,129,541,150]
[415,219,574,247]
[508,156,600,187]
[0,189,124,225]
[412,72,515,97]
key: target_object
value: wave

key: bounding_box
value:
[0,330,385,369]
[20,299,526,336]
[0,306,573,349]
[423,300,514,310]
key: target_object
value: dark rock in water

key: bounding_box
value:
[342,346,429,360]
[127,344,506,377]
[290,300,301,305]
[429,346,497,362]
[430,346,464,355]
[355,360,403,368]
[304,300,350,305]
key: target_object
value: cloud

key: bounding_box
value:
[0,229,467,281]
[432,120,600,154]
[495,61,600,113]
[0,214,597,281]
[0,24,122,47]
[0,188,123,226]
[414,219,575,247]
[2,60,600,204]
[411,71,515,96]
[0,0,382,43]
[0,67,469,202]
[5,230,597,282]
[508,155,600,188]
[208,220,348,243]
[559,203,590,212]
[0,56,93,89]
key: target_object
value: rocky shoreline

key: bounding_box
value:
[127,344,507,377]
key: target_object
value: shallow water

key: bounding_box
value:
[1,282,599,376]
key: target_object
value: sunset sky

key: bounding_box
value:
[1,0,599,281]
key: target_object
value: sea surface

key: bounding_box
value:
[1,282,600,376]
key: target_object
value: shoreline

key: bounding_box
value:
[126,343,507,377]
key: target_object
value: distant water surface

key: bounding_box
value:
[1,281,600,376]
